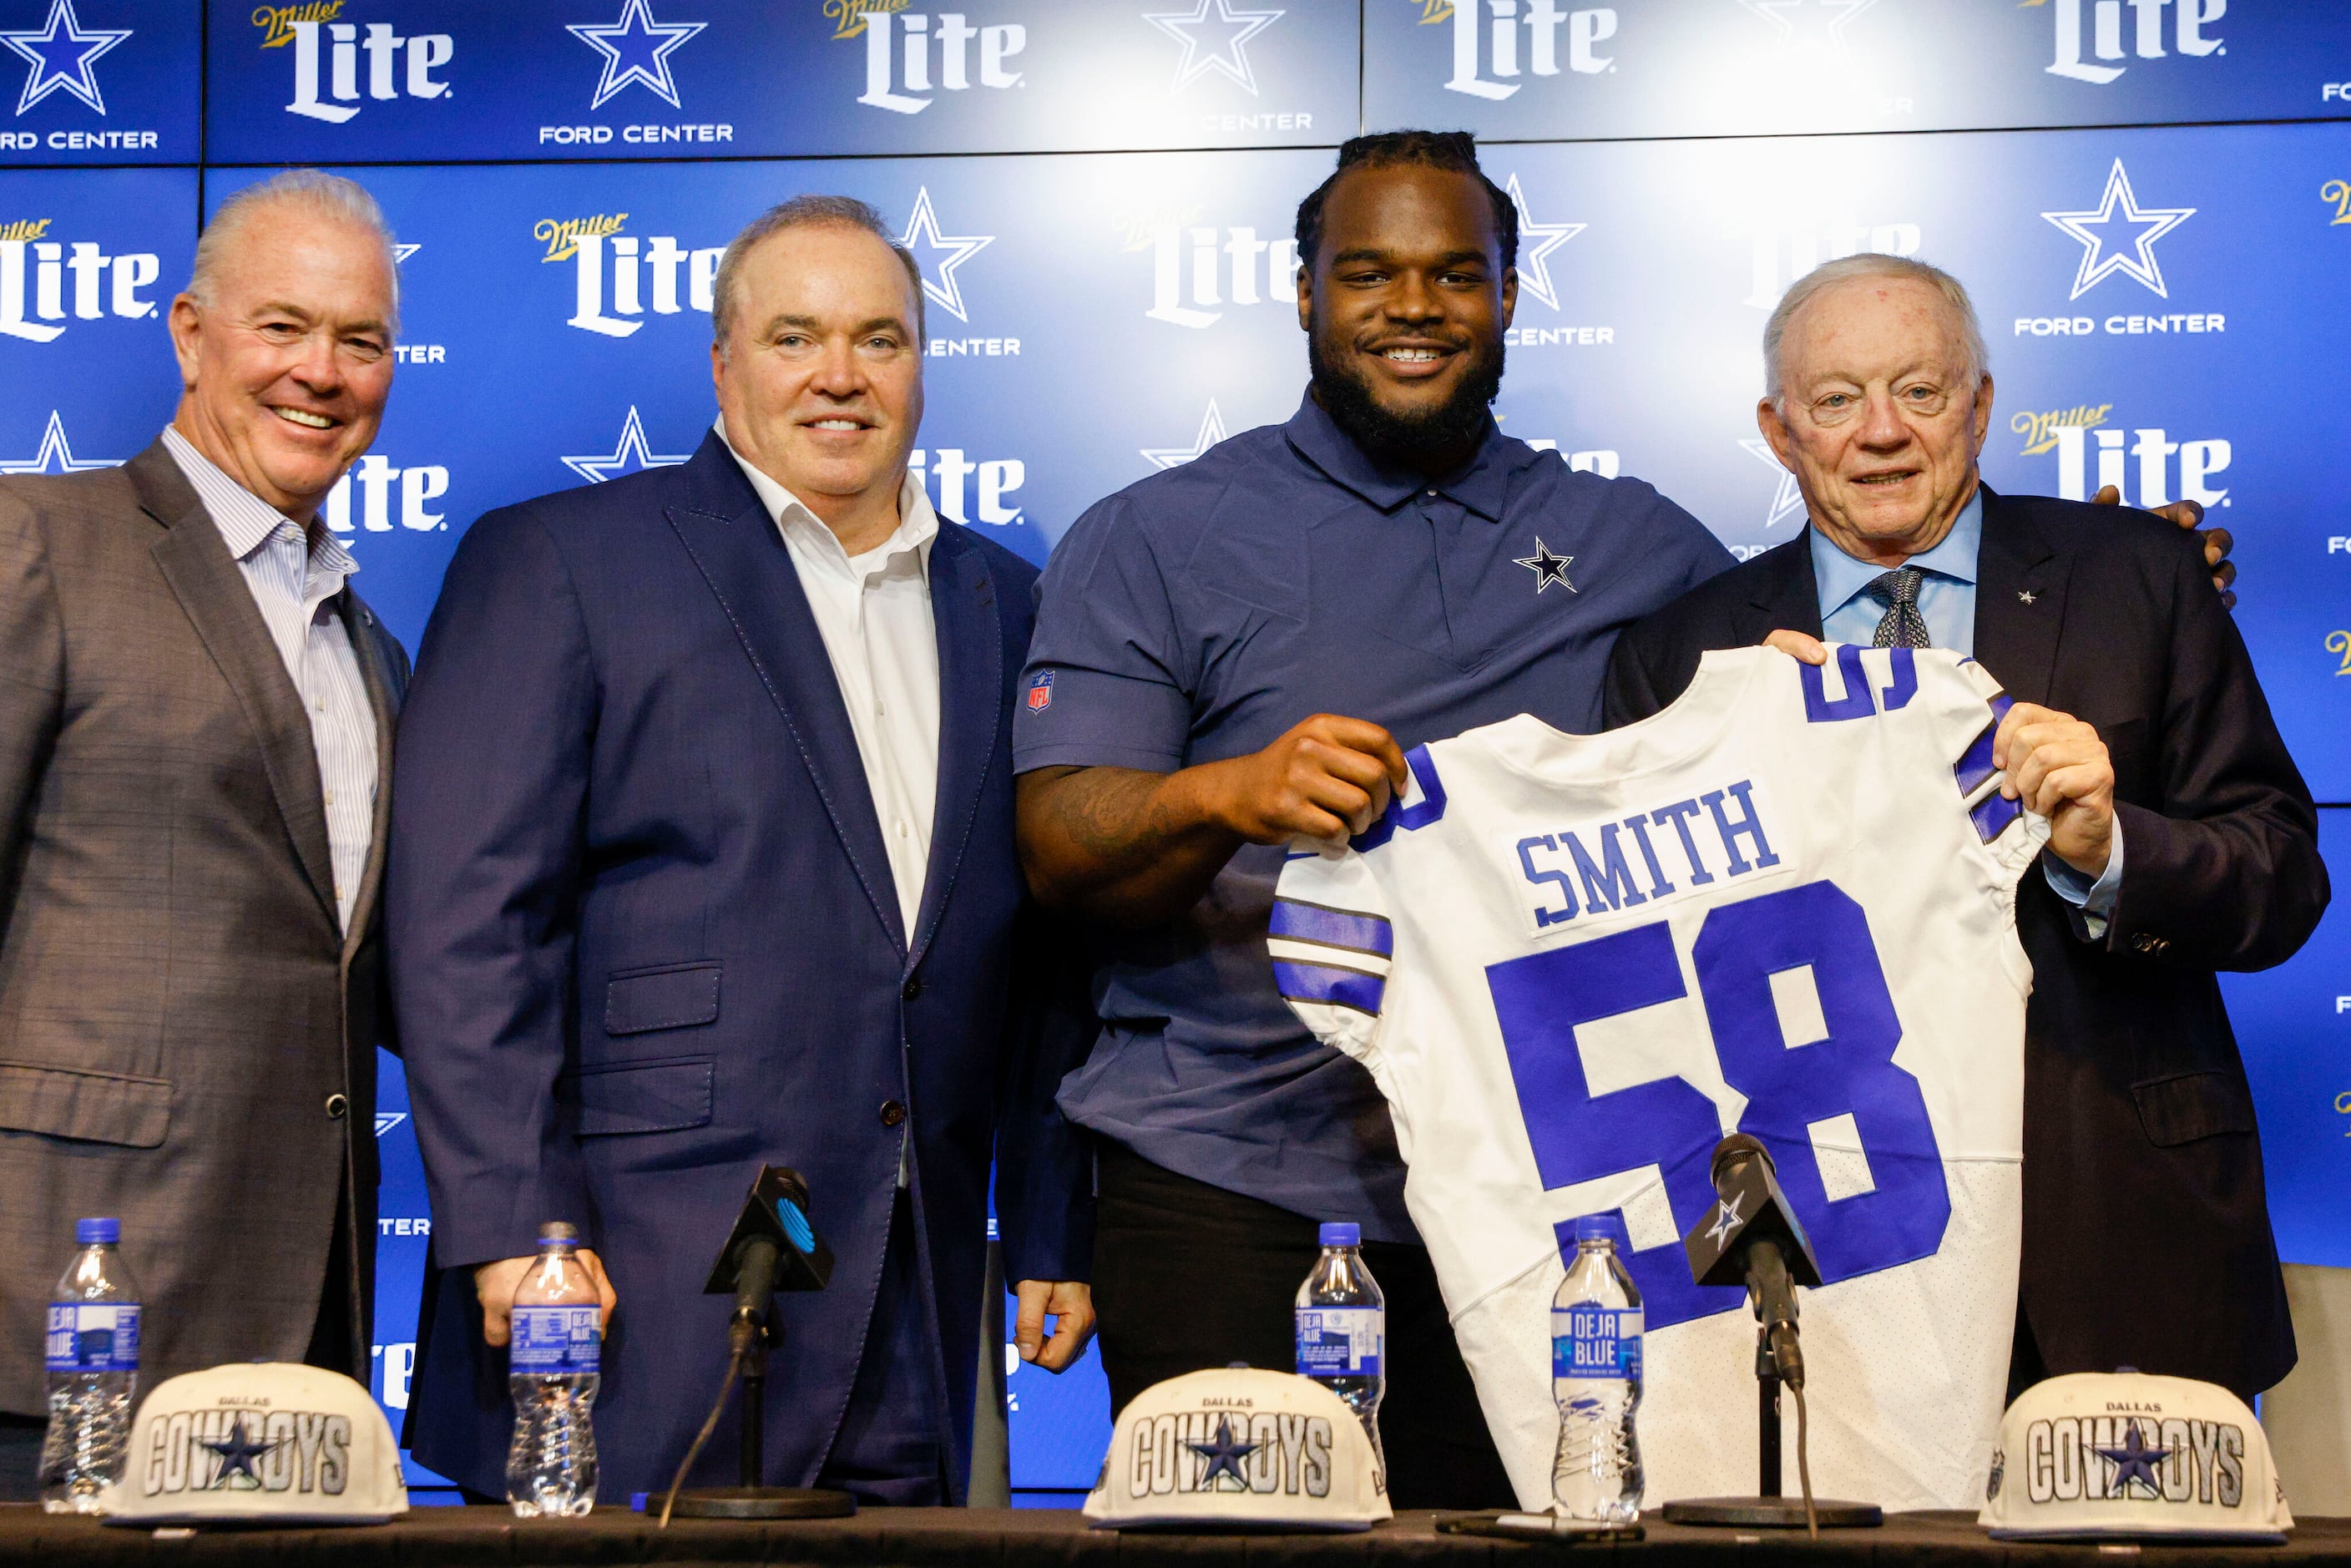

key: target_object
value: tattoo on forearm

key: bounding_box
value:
[1049,769,1181,872]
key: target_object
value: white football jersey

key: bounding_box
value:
[1272,645,2050,1514]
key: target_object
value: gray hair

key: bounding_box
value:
[710,195,926,354]
[1762,252,1989,408]
[190,169,401,328]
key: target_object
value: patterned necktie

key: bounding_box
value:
[1866,566,1930,649]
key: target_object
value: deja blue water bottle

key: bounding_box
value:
[1295,1222,1385,1471]
[40,1218,142,1514]
[506,1222,601,1517]
[1551,1215,1643,1523]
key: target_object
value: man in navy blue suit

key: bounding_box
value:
[389,195,1094,1505]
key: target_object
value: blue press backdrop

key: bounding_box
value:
[0,0,2344,1500]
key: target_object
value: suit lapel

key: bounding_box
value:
[662,436,908,953]
[339,592,399,961]
[1969,485,2067,705]
[134,443,339,930]
[908,527,1000,971]
[1737,531,1825,646]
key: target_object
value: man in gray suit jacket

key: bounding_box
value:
[0,170,409,1499]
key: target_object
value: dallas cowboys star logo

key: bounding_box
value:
[1140,399,1228,471]
[0,411,115,475]
[1143,0,1282,95]
[1740,438,1807,530]
[561,406,691,484]
[1514,537,1575,594]
[897,188,993,326]
[393,243,421,265]
[1703,1191,1746,1249]
[1737,0,1879,58]
[568,0,705,111]
[200,1414,281,1489]
[0,0,129,116]
[2094,1419,2173,1497]
[2041,159,2194,301]
[1186,1414,1261,1490]
[1501,174,1584,313]
[374,1111,408,1137]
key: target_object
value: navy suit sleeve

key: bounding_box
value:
[389,504,598,1271]
[2106,530,2329,972]
[992,902,1096,1285]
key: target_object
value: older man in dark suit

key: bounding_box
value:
[1605,253,2326,1403]
[0,171,410,1500]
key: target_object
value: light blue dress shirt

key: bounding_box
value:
[1807,488,2122,932]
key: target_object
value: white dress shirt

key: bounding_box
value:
[163,427,379,933]
[718,419,942,941]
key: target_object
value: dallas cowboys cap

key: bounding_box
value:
[1083,1367,1391,1532]
[102,1363,408,1526]
[1979,1370,2292,1543]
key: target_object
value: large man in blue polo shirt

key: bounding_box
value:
[1014,132,1728,1505]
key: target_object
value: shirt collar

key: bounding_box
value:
[160,425,359,581]
[1280,391,1514,522]
[1810,486,1983,620]
[715,416,938,567]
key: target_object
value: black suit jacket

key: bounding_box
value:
[1605,485,2326,1398]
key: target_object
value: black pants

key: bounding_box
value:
[1090,1141,1515,1510]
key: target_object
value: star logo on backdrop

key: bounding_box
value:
[1740,438,1807,530]
[2041,159,2194,301]
[374,1111,408,1137]
[1140,400,1229,470]
[393,243,421,264]
[0,0,129,116]
[1703,1191,1746,1249]
[562,406,692,484]
[1737,0,1879,58]
[0,411,116,475]
[568,0,705,110]
[897,188,993,325]
[1144,0,1282,95]
[1514,537,1576,594]
[1501,174,1584,313]
[200,1415,281,1489]
[1186,1414,1261,1490]
[2094,1420,2173,1497]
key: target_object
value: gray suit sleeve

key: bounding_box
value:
[0,493,64,913]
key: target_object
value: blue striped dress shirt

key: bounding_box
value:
[164,427,379,933]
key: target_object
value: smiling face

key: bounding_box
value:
[1297,162,1516,473]
[711,221,923,544]
[1757,274,1993,566]
[167,206,397,519]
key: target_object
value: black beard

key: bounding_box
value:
[1307,328,1506,474]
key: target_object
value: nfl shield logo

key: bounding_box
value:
[1026,671,1054,712]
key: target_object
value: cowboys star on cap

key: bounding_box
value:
[1501,174,1585,313]
[0,411,116,475]
[561,406,691,484]
[568,0,706,111]
[2041,159,2194,301]
[1143,0,1282,95]
[1140,400,1229,471]
[2093,1419,2175,1497]
[897,188,993,326]
[1514,537,1576,594]
[0,0,129,117]
[200,1414,283,1489]
[1186,1414,1261,1490]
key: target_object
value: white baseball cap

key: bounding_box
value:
[1979,1371,2293,1543]
[1084,1367,1391,1532]
[102,1363,409,1526]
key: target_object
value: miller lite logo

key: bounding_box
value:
[2037,412,2230,510]
[837,2,1027,115]
[1141,218,1297,329]
[2040,0,2225,87]
[265,7,453,124]
[0,220,160,341]
[1435,0,1616,102]
[547,215,727,338]
[322,451,453,535]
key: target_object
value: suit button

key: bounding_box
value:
[902,977,923,1001]
[879,1100,907,1129]
[325,1094,349,1120]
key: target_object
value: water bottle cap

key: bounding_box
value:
[1571,1213,1624,1247]
[538,1222,579,1246]
[1318,1222,1360,1248]
[76,1217,119,1246]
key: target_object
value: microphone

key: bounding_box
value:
[702,1165,834,1323]
[1681,1134,1822,1387]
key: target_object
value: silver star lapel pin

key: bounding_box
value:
[2017,590,2037,604]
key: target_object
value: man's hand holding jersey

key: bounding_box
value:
[1019,714,1408,925]
[1993,705,2116,877]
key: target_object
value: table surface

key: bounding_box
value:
[3,1506,2346,1566]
